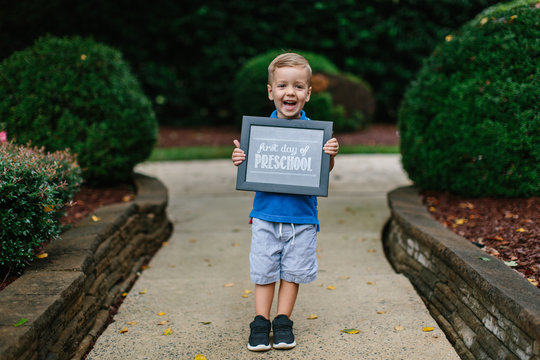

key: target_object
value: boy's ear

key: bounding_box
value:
[306,86,312,102]
[267,84,273,100]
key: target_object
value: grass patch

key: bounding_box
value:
[147,144,399,162]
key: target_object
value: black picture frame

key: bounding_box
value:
[236,116,333,196]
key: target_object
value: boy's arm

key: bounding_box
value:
[323,138,339,172]
[232,139,246,166]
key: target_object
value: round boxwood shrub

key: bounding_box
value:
[398,0,539,197]
[0,35,158,185]
[233,50,374,131]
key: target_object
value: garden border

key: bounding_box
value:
[0,173,172,360]
[383,186,540,360]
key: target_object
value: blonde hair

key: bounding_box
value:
[268,53,312,85]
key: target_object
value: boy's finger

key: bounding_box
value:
[233,139,240,148]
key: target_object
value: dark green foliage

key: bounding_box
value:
[398,0,539,197]
[233,50,373,131]
[0,141,82,269]
[0,0,500,126]
[0,35,158,185]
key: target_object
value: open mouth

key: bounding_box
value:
[283,100,296,110]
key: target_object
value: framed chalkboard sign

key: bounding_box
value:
[236,116,333,196]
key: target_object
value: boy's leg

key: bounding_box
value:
[273,280,298,349]
[276,280,299,317]
[248,283,275,352]
[255,283,276,320]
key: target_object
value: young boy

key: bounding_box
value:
[232,52,339,351]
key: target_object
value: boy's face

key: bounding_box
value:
[267,66,312,119]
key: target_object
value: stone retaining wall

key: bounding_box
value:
[0,173,172,360]
[383,186,540,360]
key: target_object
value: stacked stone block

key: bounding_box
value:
[384,186,540,360]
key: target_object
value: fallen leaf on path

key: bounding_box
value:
[139,289,147,294]
[158,321,168,325]
[91,215,101,222]
[162,241,170,247]
[368,249,376,253]
[241,294,249,298]
[158,312,166,316]
[126,321,137,325]
[232,242,239,247]
[377,311,386,314]
[200,321,212,325]
[479,257,491,262]
[194,355,207,360]
[189,239,197,243]
[327,285,335,290]
[37,253,48,259]
[13,318,28,327]
[422,327,435,332]
[394,325,404,331]
[119,328,128,334]
[340,328,360,334]
[244,289,252,294]
[224,283,235,287]
[504,261,518,267]
[163,328,173,335]
[528,278,539,286]
[367,281,376,285]
[307,314,318,320]
[122,292,128,297]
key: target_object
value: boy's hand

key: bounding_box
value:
[232,139,246,166]
[323,138,339,157]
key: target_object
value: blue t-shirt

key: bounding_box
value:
[249,110,319,225]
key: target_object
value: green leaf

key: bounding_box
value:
[13,318,28,327]
[479,257,492,262]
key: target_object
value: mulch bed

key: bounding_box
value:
[157,124,400,148]
[423,190,539,288]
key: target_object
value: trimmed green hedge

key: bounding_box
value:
[0,35,158,185]
[0,140,82,269]
[398,0,539,197]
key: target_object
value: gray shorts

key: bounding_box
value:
[250,218,318,285]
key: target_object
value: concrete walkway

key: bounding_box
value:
[87,155,460,360]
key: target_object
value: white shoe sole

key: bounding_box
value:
[273,341,296,350]
[247,343,271,352]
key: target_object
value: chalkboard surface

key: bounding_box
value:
[236,116,332,196]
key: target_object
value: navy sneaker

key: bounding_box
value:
[247,315,271,351]
[272,314,296,349]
